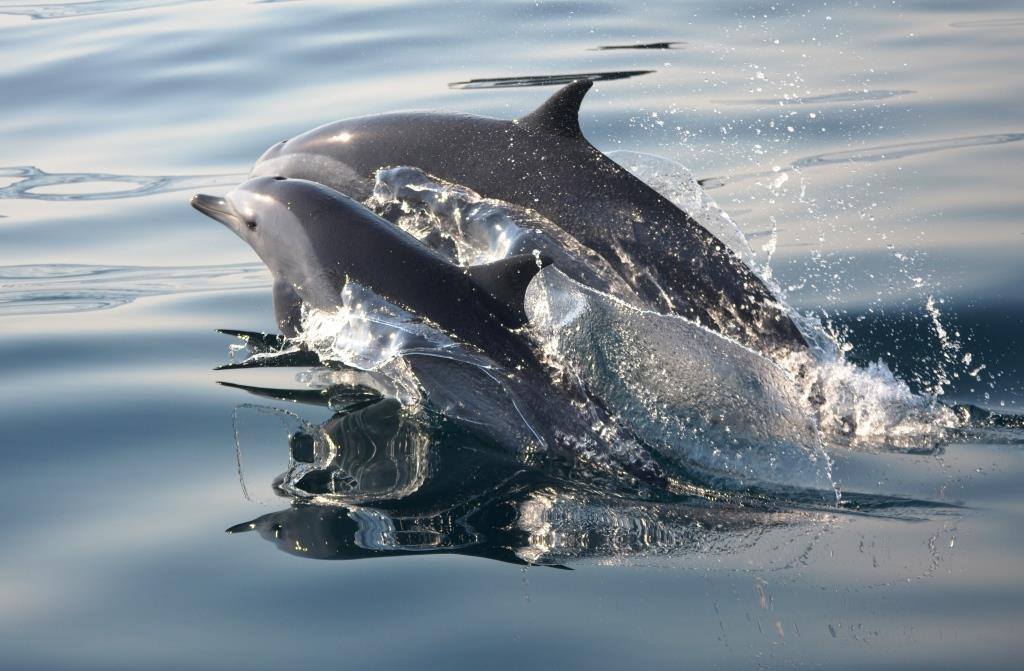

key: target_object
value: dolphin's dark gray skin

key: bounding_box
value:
[250,80,808,357]
[192,176,668,488]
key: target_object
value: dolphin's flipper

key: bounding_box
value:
[273,280,303,338]
[213,350,320,370]
[217,380,331,405]
[214,328,319,370]
[465,253,551,326]
[519,79,593,138]
[225,520,257,534]
[217,328,286,351]
[216,380,382,409]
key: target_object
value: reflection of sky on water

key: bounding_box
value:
[0,0,1022,669]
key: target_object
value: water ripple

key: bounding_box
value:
[0,0,205,20]
[701,132,1024,189]
[0,166,245,202]
[713,89,915,106]
[0,263,268,315]
[950,17,1024,29]
[793,133,1024,167]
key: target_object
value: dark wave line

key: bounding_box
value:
[713,89,915,106]
[449,70,654,89]
[793,133,1024,167]
[591,41,684,50]
[950,17,1024,29]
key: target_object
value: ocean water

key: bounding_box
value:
[1,1,1023,669]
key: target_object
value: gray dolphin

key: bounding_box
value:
[191,176,667,488]
[191,176,543,366]
[250,80,807,358]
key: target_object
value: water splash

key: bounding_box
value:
[615,151,965,451]
[526,266,836,495]
[782,351,960,452]
[368,166,640,304]
[295,281,500,409]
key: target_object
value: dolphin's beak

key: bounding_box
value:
[191,193,243,230]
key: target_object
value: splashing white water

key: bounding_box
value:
[296,281,493,407]
[368,166,642,305]
[611,151,963,451]
[782,350,959,451]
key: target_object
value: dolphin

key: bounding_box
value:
[249,80,808,358]
[191,176,543,364]
[191,176,667,488]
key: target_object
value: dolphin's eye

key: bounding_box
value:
[245,219,258,231]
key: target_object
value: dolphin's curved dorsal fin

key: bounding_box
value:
[466,253,552,326]
[520,79,594,138]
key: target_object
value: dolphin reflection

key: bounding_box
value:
[220,331,958,567]
[223,365,826,567]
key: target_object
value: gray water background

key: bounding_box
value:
[1,1,1022,669]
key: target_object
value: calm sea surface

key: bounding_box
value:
[1,1,1022,669]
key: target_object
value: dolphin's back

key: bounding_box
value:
[289,182,546,371]
[253,84,808,357]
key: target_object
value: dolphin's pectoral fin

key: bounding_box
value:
[225,519,258,534]
[273,280,303,338]
[217,329,287,351]
[519,79,594,138]
[466,253,552,327]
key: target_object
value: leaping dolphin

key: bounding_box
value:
[191,177,544,362]
[249,80,808,358]
[191,176,668,488]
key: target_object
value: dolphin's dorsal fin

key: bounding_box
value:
[465,253,551,326]
[520,79,594,138]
